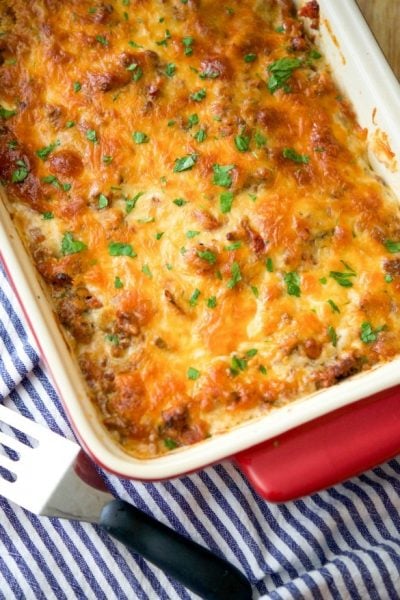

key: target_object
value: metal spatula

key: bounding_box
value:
[0,403,252,600]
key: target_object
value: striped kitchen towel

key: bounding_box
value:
[1,261,400,600]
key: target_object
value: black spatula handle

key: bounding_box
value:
[100,499,252,600]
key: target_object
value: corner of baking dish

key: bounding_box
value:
[2,0,400,480]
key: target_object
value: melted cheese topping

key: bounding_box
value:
[2,0,400,457]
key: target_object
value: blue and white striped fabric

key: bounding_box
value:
[1,261,400,600]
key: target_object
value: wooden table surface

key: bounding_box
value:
[357,0,400,78]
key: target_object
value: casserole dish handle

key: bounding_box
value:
[234,386,400,502]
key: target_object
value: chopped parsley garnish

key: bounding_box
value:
[102,155,113,165]
[230,355,247,376]
[86,129,98,143]
[141,264,152,278]
[165,63,176,77]
[164,438,178,450]
[168,120,176,127]
[384,240,400,253]
[187,113,199,128]
[284,272,301,297]
[283,148,310,164]
[329,270,356,288]
[63,183,72,192]
[11,160,29,183]
[244,53,257,63]
[42,174,60,187]
[182,36,194,56]
[137,217,155,224]
[7,140,18,149]
[108,242,137,257]
[156,29,171,47]
[254,131,267,148]
[259,365,268,375]
[327,325,338,347]
[128,40,143,49]
[319,277,327,284]
[173,198,187,206]
[194,129,207,142]
[98,193,109,209]
[187,367,200,380]
[199,66,220,79]
[114,276,124,289]
[126,192,144,213]
[73,81,81,92]
[327,299,340,313]
[190,88,206,102]
[251,286,259,298]
[0,105,17,119]
[36,141,60,160]
[173,153,197,172]
[267,57,302,94]
[224,241,241,251]
[197,250,217,264]
[227,262,242,289]
[266,258,273,272]
[61,232,87,255]
[42,211,54,220]
[207,296,217,308]
[186,230,200,239]
[155,232,164,240]
[132,131,149,144]
[189,288,201,306]
[385,274,393,283]
[360,322,385,344]
[105,334,119,345]
[235,134,250,152]
[220,191,234,214]
[309,49,322,60]
[246,349,258,358]
[213,164,234,187]
[127,63,143,81]
[65,121,75,129]
[96,35,108,46]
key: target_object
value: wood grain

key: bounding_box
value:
[356,0,400,78]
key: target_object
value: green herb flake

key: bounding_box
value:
[251,285,259,298]
[224,241,241,251]
[227,261,242,289]
[63,182,72,192]
[42,211,54,220]
[114,276,124,289]
[165,63,176,77]
[360,322,385,344]
[182,36,194,56]
[384,240,400,253]
[41,174,60,188]
[284,271,301,297]
[141,264,152,278]
[230,355,247,375]
[254,131,267,148]
[235,134,250,152]
[73,81,81,92]
[7,140,18,150]
[189,288,201,306]
[283,147,310,164]
[319,277,327,284]
[156,29,171,47]
[186,230,200,239]
[98,193,109,209]
[164,437,179,450]
[132,131,149,144]
[96,35,108,46]
[267,57,302,94]
[65,120,75,129]
[309,49,322,60]
[220,191,234,214]
[0,105,17,119]
[173,153,197,172]
[385,274,393,283]
[167,119,176,127]
[105,334,119,345]
[173,198,188,207]
[187,367,200,380]
[213,163,235,187]
[187,113,199,128]
[259,365,268,375]
[190,88,206,102]
[327,299,340,314]
[108,242,137,258]
[86,129,98,143]
[197,250,217,264]
[61,232,87,255]
[126,192,144,213]
[246,349,258,358]
[102,155,113,164]
[207,296,217,308]
[11,161,29,183]
[194,129,207,142]
[329,270,356,288]
[155,232,165,240]
[244,53,257,63]
[266,258,273,272]
[327,325,338,347]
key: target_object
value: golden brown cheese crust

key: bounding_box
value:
[2,0,400,456]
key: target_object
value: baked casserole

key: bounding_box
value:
[1,0,400,458]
